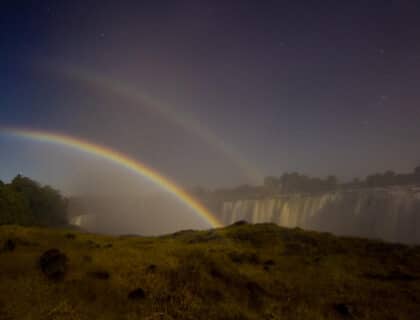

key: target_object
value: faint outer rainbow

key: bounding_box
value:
[1,128,223,228]
[51,63,263,185]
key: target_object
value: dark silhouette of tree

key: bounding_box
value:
[210,166,420,201]
[264,176,281,188]
[326,175,338,189]
[0,175,68,226]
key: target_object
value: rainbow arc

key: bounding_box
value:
[1,128,223,228]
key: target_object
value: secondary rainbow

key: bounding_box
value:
[1,128,223,228]
[51,63,263,184]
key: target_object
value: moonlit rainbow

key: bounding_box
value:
[52,63,263,184]
[1,128,223,228]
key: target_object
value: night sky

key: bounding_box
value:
[1,1,420,191]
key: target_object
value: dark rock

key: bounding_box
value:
[334,303,353,317]
[82,255,92,263]
[231,220,248,226]
[103,243,113,248]
[246,281,265,309]
[263,259,275,271]
[86,240,101,248]
[128,288,146,300]
[144,312,173,320]
[313,256,322,263]
[3,239,16,252]
[39,249,68,280]
[65,233,76,239]
[264,259,275,266]
[248,253,260,264]
[364,270,418,281]
[388,269,418,281]
[146,264,157,273]
[209,266,224,279]
[88,271,110,280]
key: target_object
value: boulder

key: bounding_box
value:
[3,239,16,252]
[334,303,354,318]
[88,271,110,280]
[128,288,146,300]
[146,264,157,273]
[39,249,68,280]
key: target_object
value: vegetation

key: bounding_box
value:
[263,166,420,192]
[364,166,420,188]
[0,223,419,319]
[0,175,68,226]
[195,166,420,203]
[264,173,338,193]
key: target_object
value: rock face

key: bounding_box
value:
[220,186,420,244]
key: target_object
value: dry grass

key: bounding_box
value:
[0,223,419,319]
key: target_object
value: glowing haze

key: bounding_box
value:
[48,62,264,184]
[1,128,222,229]
[1,2,420,234]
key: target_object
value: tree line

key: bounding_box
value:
[362,166,420,188]
[263,166,420,193]
[192,166,420,202]
[0,175,68,226]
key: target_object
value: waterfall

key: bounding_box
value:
[220,186,420,244]
[69,213,95,227]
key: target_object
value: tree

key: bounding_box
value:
[326,175,338,188]
[0,182,32,225]
[383,170,396,185]
[0,175,68,226]
[264,176,281,188]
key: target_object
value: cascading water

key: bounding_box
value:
[220,186,420,244]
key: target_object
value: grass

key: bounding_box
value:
[0,223,420,319]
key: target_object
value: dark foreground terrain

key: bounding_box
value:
[1,223,420,320]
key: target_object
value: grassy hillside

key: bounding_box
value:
[0,223,420,320]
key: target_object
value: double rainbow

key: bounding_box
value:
[52,63,263,184]
[1,128,223,228]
